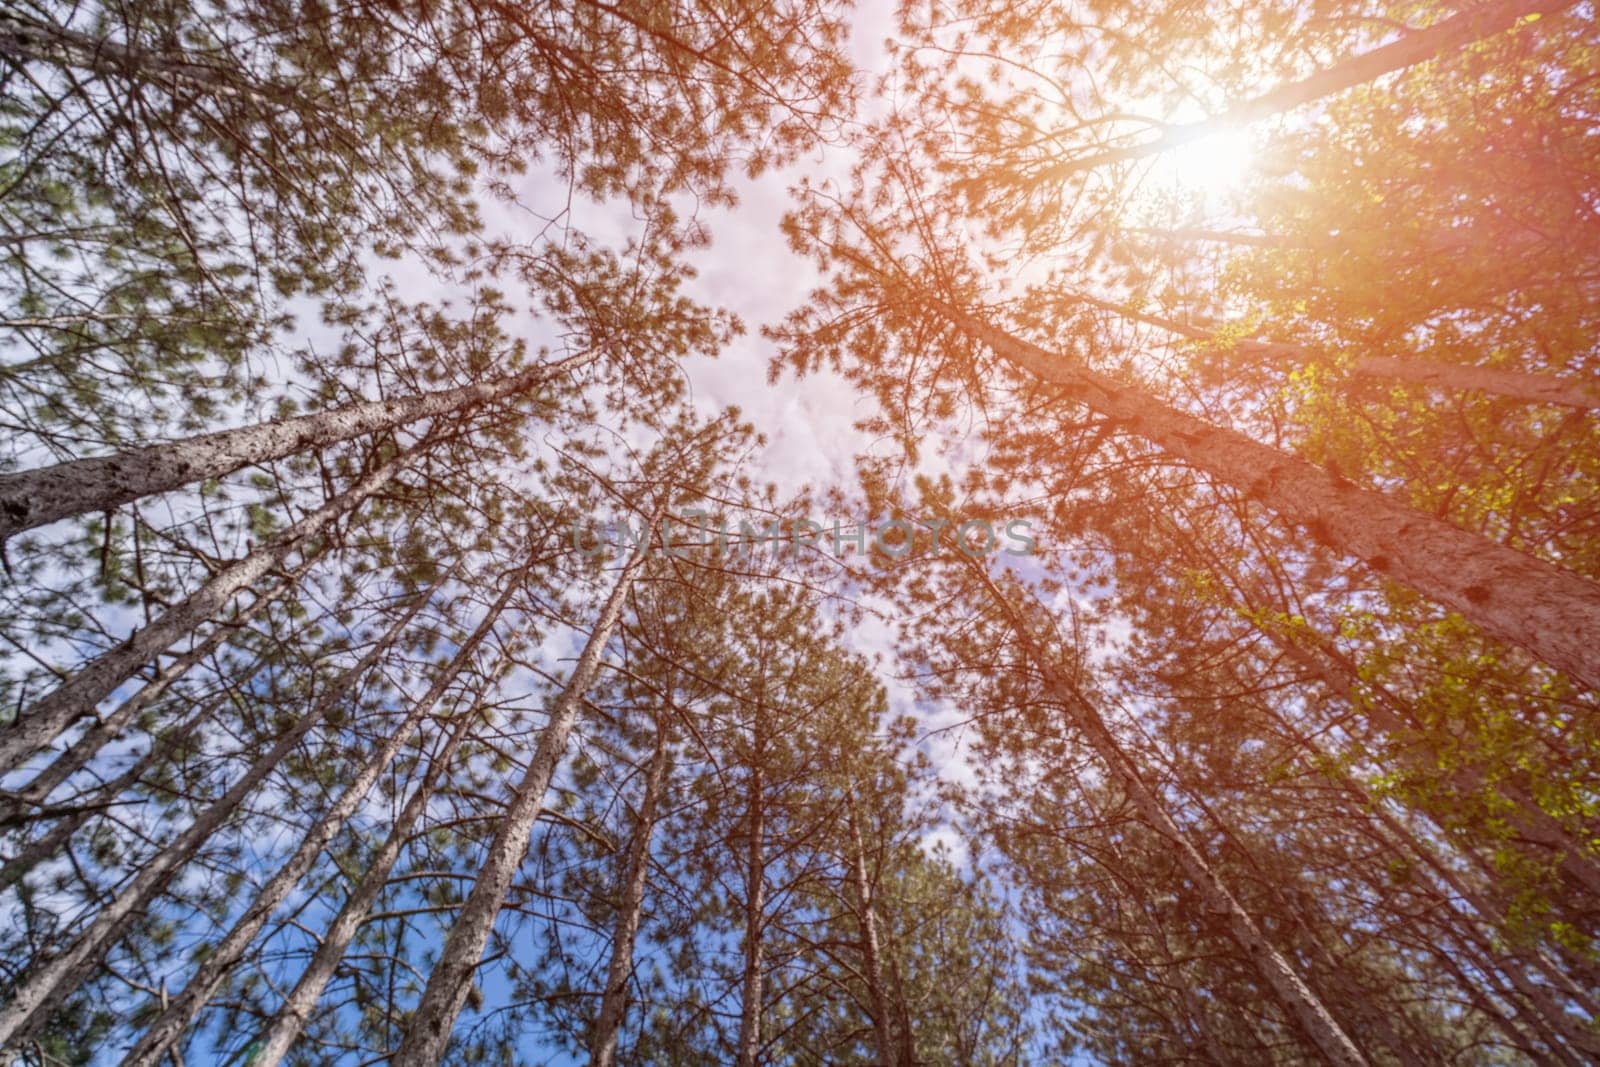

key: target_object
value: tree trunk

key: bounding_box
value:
[389,540,649,1066]
[120,556,525,1067]
[0,691,226,893]
[845,790,896,1067]
[945,305,1600,691]
[734,764,767,1067]
[969,565,1370,1067]
[0,448,413,777]
[0,560,308,822]
[1082,296,1600,411]
[249,669,504,1066]
[0,577,434,1048]
[0,351,596,540]
[1272,634,1600,897]
[734,652,771,1067]
[589,714,672,1067]
[884,930,917,1067]
[1035,0,1578,182]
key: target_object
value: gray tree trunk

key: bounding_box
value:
[0,351,596,539]
[946,306,1600,691]
[589,715,672,1067]
[389,542,649,1066]
[733,646,772,1067]
[0,449,412,777]
[845,791,896,1067]
[0,579,434,1048]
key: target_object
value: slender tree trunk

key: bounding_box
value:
[1355,793,1600,1059]
[0,351,596,540]
[944,305,1600,691]
[0,561,307,822]
[969,565,1370,1067]
[121,556,526,1067]
[0,448,413,777]
[249,670,503,1066]
[0,691,226,893]
[0,579,434,1048]
[589,714,672,1067]
[1271,635,1600,897]
[1082,295,1600,410]
[389,540,649,1066]
[884,930,917,1067]
[1345,355,1600,409]
[845,790,896,1067]
[1034,0,1579,182]
[734,764,767,1067]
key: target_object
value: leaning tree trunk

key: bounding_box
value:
[845,790,896,1067]
[1366,795,1600,1060]
[590,713,673,1067]
[0,447,415,777]
[119,553,528,1067]
[1032,0,1578,182]
[0,578,435,1049]
[1077,294,1600,410]
[968,564,1370,1067]
[389,539,650,1066]
[0,559,309,822]
[733,762,768,1067]
[1188,543,1600,897]
[249,669,510,1066]
[944,305,1600,691]
[0,350,598,539]
[0,691,228,893]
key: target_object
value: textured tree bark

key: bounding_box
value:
[970,565,1370,1067]
[0,351,596,540]
[845,790,896,1067]
[389,541,649,1066]
[589,715,672,1067]
[0,450,412,777]
[0,579,434,1048]
[1360,796,1600,1060]
[944,305,1600,691]
[0,691,225,893]
[885,934,917,1067]
[120,556,521,1067]
[1033,0,1578,182]
[733,765,767,1067]
[1345,355,1600,409]
[1079,294,1600,411]
[250,671,503,1066]
[0,561,307,822]
[734,655,771,1067]
[1270,635,1600,898]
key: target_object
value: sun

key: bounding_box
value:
[1145,126,1256,203]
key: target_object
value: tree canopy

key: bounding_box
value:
[1,0,1596,1063]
